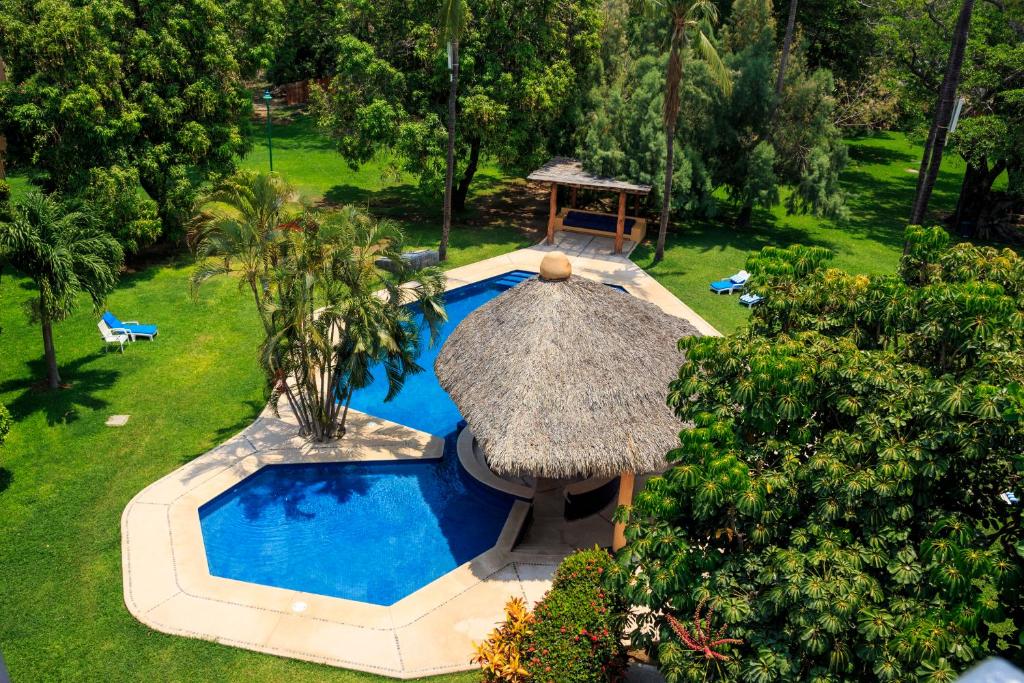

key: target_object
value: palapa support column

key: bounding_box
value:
[612,470,635,551]
[614,190,627,254]
[546,183,558,245]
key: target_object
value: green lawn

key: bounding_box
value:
[633,131,975,333]
[241,113,534,269]
[0,261,477,682]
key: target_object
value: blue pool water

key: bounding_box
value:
[348,270,535,436]
[199,271,535,604]
[199,444,514,605]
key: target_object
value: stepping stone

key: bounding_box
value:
[105,415,130,427]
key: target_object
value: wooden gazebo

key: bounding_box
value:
[527,158,652,254]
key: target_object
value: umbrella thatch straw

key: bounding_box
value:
[435,253,700,479]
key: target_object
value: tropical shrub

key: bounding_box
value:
[475,548,627,682]
[191,174,447,441]
[613,226,1024,682]
[473,597,534,683]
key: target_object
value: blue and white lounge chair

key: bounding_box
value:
[739,293,763,307]
[102,311,158,341]
[710,270,749,295]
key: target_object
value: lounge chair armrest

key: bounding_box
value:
[109,326,131,334]
[122,320,140,325]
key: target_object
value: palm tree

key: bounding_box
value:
[439,0,468,262]
[773,0,798,102]
[644,0,733,263]
[261,208,447,441]
[909,0,975,228]
[0,192,123,389]
[189,169,293,334]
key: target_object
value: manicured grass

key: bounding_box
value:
[633,131,971,333]
[0,262,476,682]
[241,113,533,269]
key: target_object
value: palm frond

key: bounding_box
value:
[697,30,732,97]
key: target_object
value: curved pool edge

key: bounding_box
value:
[121,400,551,678]
[456,426,537,500]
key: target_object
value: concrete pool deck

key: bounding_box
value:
[121,233,718,678]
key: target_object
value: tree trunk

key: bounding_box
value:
[657,27,685,263]
[440,39,460,262]
[909,0,976,227]
[774,0,798,100]
[452,136,480,213]
[41,309,61,390]
[736,202,753,230]
[955,158,1006,237]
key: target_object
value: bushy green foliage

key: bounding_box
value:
[0,0,276,240]
[82,166,161,253]
[614,226,1024,682]
[579,0,847,226]
[0,179,10,221]
[877,0,1023,232]
[524,548,627,682]
[309,0,602,210]
[0,403,9,447]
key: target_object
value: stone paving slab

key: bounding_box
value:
[121,234,704,678]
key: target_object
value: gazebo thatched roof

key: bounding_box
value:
[434,255,699,479]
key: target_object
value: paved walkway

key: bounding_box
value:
[121,233,717,679]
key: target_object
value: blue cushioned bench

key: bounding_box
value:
[553,207,647,243]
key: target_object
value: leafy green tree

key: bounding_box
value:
[0,192,123,390]
[82,166,162,253]
[310,0,603,213]
[636,0,732,261]
[266,0,342,83]
[946,2,1024,236]
[259,209,447,441]
[581,0,847,228]
[613,227,1024,682]
[440,0,469,262]
[878,0,1023,231]
[0,0,279,244]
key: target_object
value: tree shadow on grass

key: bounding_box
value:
[0,354,119,426]
[213,398,267,440]
[321,173,509,218]
[846,139,917,167]
[642,207,842,262]
[0,468,12,495]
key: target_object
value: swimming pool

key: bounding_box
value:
[198,271,534,604]
[348,270,535,436]
[198,443,514,605]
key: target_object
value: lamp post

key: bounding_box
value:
[262,89,274,173]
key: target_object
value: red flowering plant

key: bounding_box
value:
[472,547,627,682]
[522,547,627,682]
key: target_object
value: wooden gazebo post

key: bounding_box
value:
[612,470,635,551]
[614,191,626,255]
[546,183,558,245]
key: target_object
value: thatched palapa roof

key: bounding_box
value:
[434,253,699,479]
